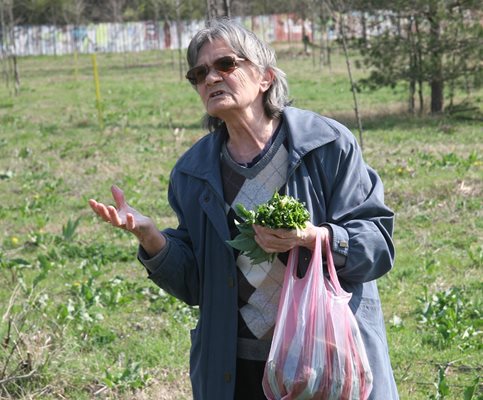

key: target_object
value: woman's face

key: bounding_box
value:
[193,39,270,121]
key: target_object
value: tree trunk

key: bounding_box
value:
[430,79,444,113]
[1,0,20,94]
[339,13,364,150]
[407,15,416,114]
[206,0,230,21]
[360,11,367,49]
[175,0,183,81]
[414,16,424,114]
[428,6,444,113]
[409,80,415,114]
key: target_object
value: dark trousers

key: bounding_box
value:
[234,358,267,399]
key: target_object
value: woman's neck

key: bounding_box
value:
[225,114,280,164]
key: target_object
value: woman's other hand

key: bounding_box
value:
[252,222,330,254]
[88,185,166,257]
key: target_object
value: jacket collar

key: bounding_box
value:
[283,106,340,165]
[177,106,340,185]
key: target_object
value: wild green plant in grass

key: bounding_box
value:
[62,216,81,241]
[0,282,57,398]
[416,150,481,172]
[467,246,482,269]
[102,358,151,393]
[57,269,139,341]
[417,286,481,349]
[428,366,480,400]
[0,253,30,284]
[146,286,199,325]
[428,366,450,400]
[462,377,481,400]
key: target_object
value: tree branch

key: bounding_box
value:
[0,369,36,385]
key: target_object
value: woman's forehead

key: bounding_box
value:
[197,38,234,63]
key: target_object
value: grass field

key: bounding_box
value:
[0,45,481,399]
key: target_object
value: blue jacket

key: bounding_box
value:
[140,106,399,399]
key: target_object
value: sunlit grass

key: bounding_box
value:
[0,45,481,398]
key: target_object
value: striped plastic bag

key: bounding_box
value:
[262,232,373,400]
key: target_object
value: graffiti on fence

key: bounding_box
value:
[1,12,394,57]
[2,15,317,57]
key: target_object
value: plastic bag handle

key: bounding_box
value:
[323,234,345,295]
[287,229,324,281]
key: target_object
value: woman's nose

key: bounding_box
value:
[204,67,223,85]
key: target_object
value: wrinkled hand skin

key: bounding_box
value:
[253,222,330,254]
[88,185,165,257]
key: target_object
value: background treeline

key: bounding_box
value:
[1,0,482,114]
[8,0,299,25]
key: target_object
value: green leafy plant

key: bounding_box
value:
[61,216,81,241]
[463,377,480,400]
[428,367,480,400]
[226,192,310,264]
[103,358,150,392]
[417,286,481,349]
[429,366,450,399]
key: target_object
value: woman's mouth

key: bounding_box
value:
[209,91,225,98]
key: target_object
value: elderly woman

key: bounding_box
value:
[89,19,399,400]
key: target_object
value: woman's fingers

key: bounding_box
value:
[89,199,111,222]
[89,187,146,235]
[253,225,298,252]
[126,213,136,230]
[252,223,329,253]
[88,199,98,214]
[107,205,124,226]
[111,185,125,209]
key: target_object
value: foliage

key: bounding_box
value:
[417,287,481,349]
[428,366,481,400]
[9,0,297,24]
[357,1,482,113]
[103,358,151,393]
[227,192,310,264]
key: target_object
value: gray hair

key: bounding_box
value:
[186,18,290,131]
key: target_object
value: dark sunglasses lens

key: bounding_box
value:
[214,56,236,72]
[186,56,238,84]
[186,65,208,84]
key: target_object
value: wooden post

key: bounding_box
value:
[91,53,104,130]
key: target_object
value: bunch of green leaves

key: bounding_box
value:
[226,192,310,264]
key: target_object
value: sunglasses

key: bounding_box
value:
[186,55,246,85]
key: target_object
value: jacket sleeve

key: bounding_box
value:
[137,173,200,306]
[322,120,395,283]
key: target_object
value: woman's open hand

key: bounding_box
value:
[89,185,149,232]
[89,185,166,256]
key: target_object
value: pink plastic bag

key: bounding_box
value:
[262,232,373,400]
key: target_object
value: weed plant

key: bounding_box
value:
[0,46,481,398]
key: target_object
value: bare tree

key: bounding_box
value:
[325,0,364,148]
[70,0,86,25]
[338,11,364,149]
[206,0,230,21]
[0,0,19,95]
[107,0,126,23]
[175,0,184,80]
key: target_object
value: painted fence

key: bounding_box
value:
[3,15,317,57]
[2,13,394,57]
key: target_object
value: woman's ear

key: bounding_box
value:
[259,68,275,93]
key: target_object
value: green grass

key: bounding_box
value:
[0,45,482,399]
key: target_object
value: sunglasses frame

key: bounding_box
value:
[186,55,246,85]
